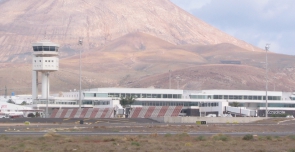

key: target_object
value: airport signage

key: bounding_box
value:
[196,121,207,125]
[268,111,285,114]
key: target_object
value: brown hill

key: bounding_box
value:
[0,0,295,94]
[0,0,261,62]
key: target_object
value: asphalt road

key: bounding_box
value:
[1,118,295,137]
[1,131,294,137]
[0,118,159,124]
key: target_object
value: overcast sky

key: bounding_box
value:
[171,0,295,55]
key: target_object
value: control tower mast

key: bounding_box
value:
[32,40,59,101]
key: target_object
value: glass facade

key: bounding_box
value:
[191,95,281,101]
[85,92,182,99]
[259,103,295,107]
[133,101,200,107]
[33,46,58,52]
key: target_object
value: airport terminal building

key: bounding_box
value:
[26,88,295,118]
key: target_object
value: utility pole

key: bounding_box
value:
[46,72,49,118]
[4,86,7,98]
[78,38,83,109]
[265,44,270,118]
[169,70,171,89]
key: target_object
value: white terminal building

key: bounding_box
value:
[29,87,295,117]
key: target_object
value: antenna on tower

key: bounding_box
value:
[4,85,7,99]
[44,31,47,40]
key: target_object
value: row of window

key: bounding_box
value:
[56,102,76,105]
[34,65,56,67]
[133,101,219,107]
[83,100,110,105]
[190,95,281,100]
[33,46,59,52]
[34,60,55,62]
[258,103,295,108]
[85,93,182,99]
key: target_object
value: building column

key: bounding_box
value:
[32,71,38,100]
[42,72,48,99]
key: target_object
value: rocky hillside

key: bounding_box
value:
[0,0,294,94]
[0,0,260,62]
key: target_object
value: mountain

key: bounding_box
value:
[0,0,261,62]
[0,0,295,94]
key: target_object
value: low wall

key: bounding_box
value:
[151,117,268,123]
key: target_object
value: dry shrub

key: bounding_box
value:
[103,138,116,142]
[150,133,158,138]
[212,134,230,141]
[43,132,62,138]
[164,133,172,138]
[242,134,253,141]
[123,136,138,142]
[195,136,206,141]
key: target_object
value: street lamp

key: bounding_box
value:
[78,38,83,109]
[265,44,270,117]
[46,72,49,118]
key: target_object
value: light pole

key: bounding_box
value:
[265,44,270,117]
[46,72,49,118]
[176,76,180,89]
[78,38,83,109]
[169,70,171,89]
[199,102,202,117]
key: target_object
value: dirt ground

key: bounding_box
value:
[1,133,295,152]
[1,118,295,152]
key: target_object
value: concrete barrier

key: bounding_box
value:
[151,117,268,123]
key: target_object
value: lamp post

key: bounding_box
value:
[78,38,83,109]
[199,102,202,117]
[265,44,270,117]
[46,72,49,118]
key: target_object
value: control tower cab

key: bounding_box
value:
[32,40,59,100]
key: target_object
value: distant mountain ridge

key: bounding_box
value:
[0,0,260,62]
[0,0,295,94]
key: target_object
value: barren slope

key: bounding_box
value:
[0,0,260,62]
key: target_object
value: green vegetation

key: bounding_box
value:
[229,102,242,107]
[195,136,206,141]
[119,96,136,107]
[131,142,140,146]
[266,136,272,140]
[242,134,254,141]
[288,135,295,140]
[213,134,230,141]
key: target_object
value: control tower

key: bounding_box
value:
[32,40,59,100]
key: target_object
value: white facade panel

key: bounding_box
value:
[32,57,59,71]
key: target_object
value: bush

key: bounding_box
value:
[131,142,140,146]
[288,135,295,140]
[195,136,206,141]
[243,134,254,141]
[164,133,172,137]
[27,113,35,118]
[178,132,189,138]
[266,136,272,140]
[213,134,230,141]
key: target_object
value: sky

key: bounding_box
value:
[171,0,295,55]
